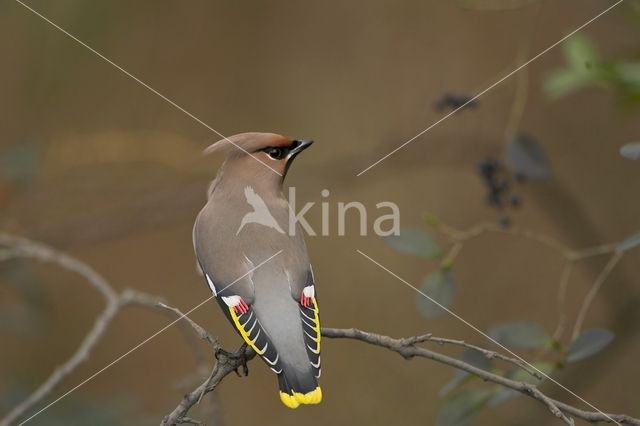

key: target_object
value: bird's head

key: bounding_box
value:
[204,132,314,183]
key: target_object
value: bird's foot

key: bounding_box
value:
[215,343,249,377]
[196,344,249,405]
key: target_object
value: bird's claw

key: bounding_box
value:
[214,344,249,377]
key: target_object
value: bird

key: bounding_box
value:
[192,132,321,409]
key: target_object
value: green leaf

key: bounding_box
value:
[616,62,640,86]
[620,143,640,160]
[0,142,43,187]
[616,232,640,253]
[383,228,441,258]
[418,269,455,318]
[563,34,599,74]
[544,35,601,100]
[437,389,494,426]
[439,372,474,397]
[488,386,518,408]
[461,348,492,371]
[566,329,614,362]
[489,362,554,407]
[440,349,493,396]
[488,321,551,350]
[508,361,554,384]
[424,212,440,226]
[544,68,593,99]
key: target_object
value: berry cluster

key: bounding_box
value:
[477,156,521,228]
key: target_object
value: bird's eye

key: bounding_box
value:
[265,147,287,160]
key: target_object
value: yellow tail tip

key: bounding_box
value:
[293,387,323,405]
[279,387,322,408]
[280,391,300,409]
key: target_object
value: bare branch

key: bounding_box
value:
[404,334,542,379]
[161,325,640,426]
[153,301,220,351]
[1,234,637,426]
[0,235,204,426]
[160,346,255,426]
[0,235,123,426]
[321,327,640,426]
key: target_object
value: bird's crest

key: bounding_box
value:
[204,132,292,156]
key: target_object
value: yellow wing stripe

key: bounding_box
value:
[311,297,321,353]
[229,307,265,355]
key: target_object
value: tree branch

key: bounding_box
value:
[160,345,255,426]
[161,325,640,426]
[321,327,639,426]
[1,234,638,426]
[401,333,542,380]
[0,235,207,426]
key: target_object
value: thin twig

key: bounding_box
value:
[503,0,542,140]
[436,221,617,261]
[154,301,220,351]
[441,242,464,268]
[403,334,542,379]
[571,251,624,342]
[571,243,619,261]
[552,261,574,342]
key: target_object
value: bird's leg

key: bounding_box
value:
[214,343,249,377]
[230,343,250,377]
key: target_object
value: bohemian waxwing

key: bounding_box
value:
[193,132,321,409]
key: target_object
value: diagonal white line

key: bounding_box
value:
[356,0,625,176]
[356,249,623,426]
[12,0,282,177]
[16,250,282,426]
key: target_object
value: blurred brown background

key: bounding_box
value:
[1,0,639,425]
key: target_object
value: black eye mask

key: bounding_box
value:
[264,146,288,160]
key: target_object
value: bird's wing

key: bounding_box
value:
[220,296,284,373]
[197,255,284,373]
[288,267,321,379]
[299,291,321,378]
